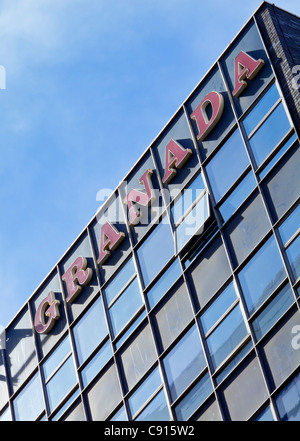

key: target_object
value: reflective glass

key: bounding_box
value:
[215,341,253,386]
[43,336,71,380]
[163,325,206,401]
[0,407,11,421]
[87,364,122,421]
[249,103,291,167]
[221,356,268,421]
[189,235,231,308]
[206,305,248,370]
[243,83,279,135]
[73,297,108,366]
[105,258,135,304]
[254,405,274,421]
[276,371,300,421]
[201,282,237,334]
[62,399,85,421]
[147,259,182,309]
[238,236,286,315]
[252,284,294,340]
[171,173,205,224]
[110,406,128,421]
[286,236,300,280]
[175,373,213,421]
[135,389,170,421]
[261,310,300,389]
[120,325,157,392]
[219,171,257,223]
[279,203,300,244]
[205,129,249,202]
[46,355,77,413]
[154,283,194,351]
[115,311,147,350]
[259,134,297,180]
[0,351,8,411]
[128,368,161,417]
[109,278,143,337]
[81,340,113,388]
[13,372,44,421]
[137,219,174,287]
[225,193,270,267]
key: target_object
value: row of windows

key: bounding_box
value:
[0,72,299,420]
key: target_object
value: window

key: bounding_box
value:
[73,297,108,366]
[43,336,77,414]
[251,284,294,341]
[128,368,170,421]
[175,373,213,421]
[163,325,206,402]
[220,356,268,421]
[105,258,135,304]
[13,372,45,421]
[137,218,174,287]
[81,340,113,388]
[263,146,300,222]
[189,235,231,309]
[254,405,274,421]
[205,129,249,202]
[279,204,300,282]
[276,371,300,421]
[260,310,300,390]
[146,258,182,309]
[238,236,286,315]
[153,282,194,352]
[219,171,257,223]
[171,173,210,252]
[119,324,157,392]
[201,282,248,370]
[86,364,122,421]
[259,133,297,180]
[224,193,270,267]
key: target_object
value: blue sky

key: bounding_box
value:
[0,0,299,328]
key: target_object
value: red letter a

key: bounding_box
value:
[232,51,265,97]
[162,139,192,185]
[97,222,125,265]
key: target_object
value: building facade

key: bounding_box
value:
[0,1,300,421]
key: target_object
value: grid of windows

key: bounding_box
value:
[0,15,300,422]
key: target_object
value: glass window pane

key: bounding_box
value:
[238,236,286,315]
[221,356,268,421]
[172,173,205,224]
[261,310,300,390]
[0,407,11,421]
[109,278,143,337]
[46,355,77,413]
[120,325,157,392]
[175,373,213,421]
[87,364,122,421]
[128,368,161,417]
[252,284,294,341]
[163,325,206,401]
[43,336,71,380]
[206,305,248,370]
[135,389,170,421]
[13,372,44,421]
[259,134,297,180]
[105,258,135,304]
[189,235,231,308]
[147,259,182,309]
[249,103,291,167]
[62,400,85,421]
[254,405,274,421]
[286,236,300,280]
[205,129,249,202]
[279,203,300,244]
[6,308,37,393]
[224,193,270,267]
[263,146,300,222]
[219,171,257,223]
[195,399,222,421]
[81,340,113,388]
[137,219,174,287]
[243,83,279,135]
[201,282,237,334]
[154,283,194,351]
[276,371,300,421]
[73,297,108,366]
[110,406,128,421]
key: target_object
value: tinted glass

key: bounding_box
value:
[81,340,113,388]
[137,219,174,287]
[13,373,44,421]
[73,297,108,365]
[276,371,300,421]
[259,133,297,180]
[286,237,300,280]
[205,129,249,202]
[147,259,182,309]
[128,368,161,417]
[279,203,300,244]
[238,236,286,315]
[135,389,170,421]
[163,325,206,401]
[105,258,136,304]
[249,103,291,167]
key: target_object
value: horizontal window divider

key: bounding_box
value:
[44,351,74,385]
[107,273,138,308]
[173,189,207,227]
[112,305,147,351]
[169,366,209,409]
[47,383,79,420]
[283,228,300,249]
[131,383,164,421]
[146,276,185,315]
[200,123,239,168]
[203,298,240,339]
[247,97,282,140]
[77,335,111,372]
[214,165,253,209]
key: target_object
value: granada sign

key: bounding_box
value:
[35,51,264,334]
